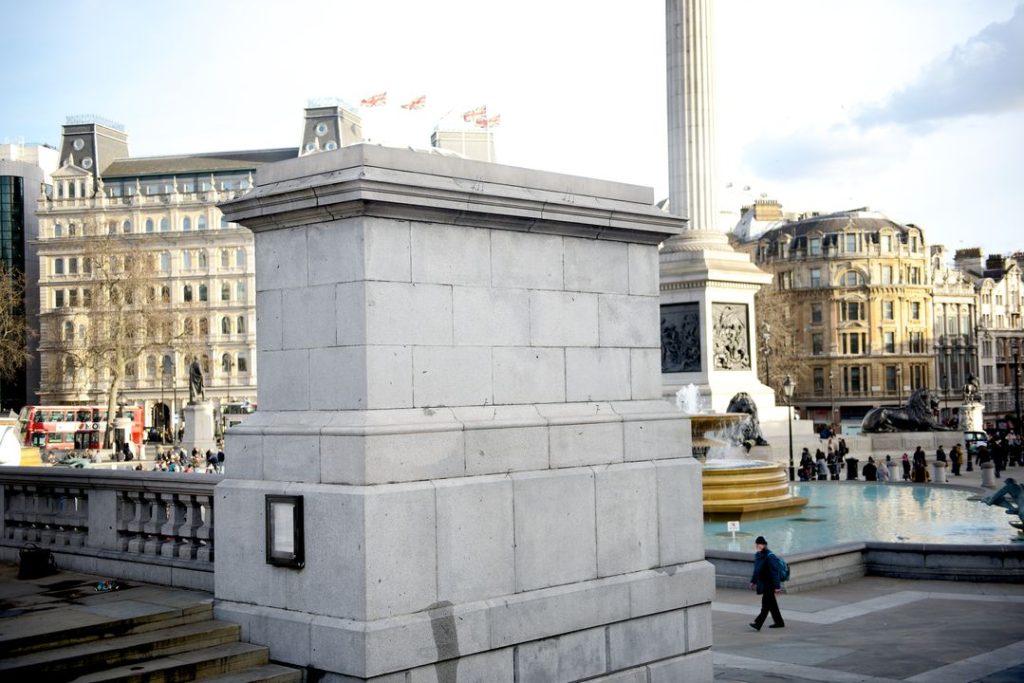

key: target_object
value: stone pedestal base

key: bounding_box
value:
[181,402,217,454]
[932,461,948,483]
[981,462,997,489]
[960,401,984,433]
[888,461,901,482]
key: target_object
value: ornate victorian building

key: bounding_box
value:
[929,246,978,421]
[741,208,935,428]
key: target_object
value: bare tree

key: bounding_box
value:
[754,286,802,399]
[48,234,182,447]
[0,263,31,382]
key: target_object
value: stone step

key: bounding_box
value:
[201,664,303,683]
[0,620,240,679]
[70,641,269,683]
[1,596,213,657]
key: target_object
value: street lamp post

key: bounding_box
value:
[761,323,771,391]
[783,375,796,482]
[896,366,903,406]
[828,369,836,433]
[1013,341,1022,435]
[941,374,949,425]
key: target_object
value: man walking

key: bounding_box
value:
[749,535,785,630]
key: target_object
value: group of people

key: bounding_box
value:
[797,435,850,481]
[152,445,224,473]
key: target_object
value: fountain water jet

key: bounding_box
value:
[678,384,809,520]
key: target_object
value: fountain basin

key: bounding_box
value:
[702,459,809,521]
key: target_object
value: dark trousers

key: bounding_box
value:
[754,589,784,628]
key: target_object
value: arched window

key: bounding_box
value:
[221,283,230,301]
[235,248,246,268]
[183,251,193,270]
[221,316,230,334]
[202,355,211,374]
[122,219,132,233]
[220,250,229,268]
[54,223,63,238]
[222,353,233,374]
[182,217,192,231]
[160,285,171,303]
[198,251,207,268]
[68,223,77,236]
[63,321,74,341]
[183,284,193,302]
[236,281,246,301]
[162,355,174,375]
[64,356,76,378]
[197,216,207,230]
[145,218,154,233]
[238,355,248,372]
[184,318,194,335]
[78,324,86,340]
[108,221,117,235]
[54,258,64,275]
[159,217,169,232]
[147,355,157,378]
[124,360,136,377]
[237,316,246,334]
[160,253,171,272]
[199,284,208,302]
[199,318,209,336]
[842,271,865,287]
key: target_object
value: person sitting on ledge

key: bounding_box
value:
[863,457,878,481]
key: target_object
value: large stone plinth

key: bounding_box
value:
[215,145,713,681]
[181,401,217,454]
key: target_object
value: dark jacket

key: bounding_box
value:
[750,549,783,595]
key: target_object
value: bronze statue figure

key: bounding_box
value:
[727,392,769,448]
[980,478,1024,531]
[861,388,953,433]
[189,357,205,404]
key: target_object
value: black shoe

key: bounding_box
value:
[769,623,785,629]
[749,622,761,631]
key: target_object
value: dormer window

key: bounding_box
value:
[845,234,857,252]
[809,238,821,256]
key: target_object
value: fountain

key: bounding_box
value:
[678,385,809,521]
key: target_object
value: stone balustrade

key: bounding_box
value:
[0,468,220,590]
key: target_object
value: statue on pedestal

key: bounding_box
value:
[862,389,953,432]
[189,358,205,404]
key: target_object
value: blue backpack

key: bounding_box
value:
[774,553,791,582]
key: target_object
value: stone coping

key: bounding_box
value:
[0,468,222,496]
[219,144,684,244]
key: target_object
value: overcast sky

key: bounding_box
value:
[3,0,1021,254]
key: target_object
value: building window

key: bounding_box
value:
[237,315,246,333]
[183,252,193,270]
[235,248,246,268]
[184,318,194,335]
[880,266,893,285]
[83,288,92,307]
[778,271,792,290]
[160,217,170,232]
[222,353,232,374]
[911,302,921,320]
[238,355,248,372]
[885,366,897,392]
[882,234,892,252]
[808,238,821,256]
[983,340,993,357]
[54,223,63,238]
[843,271,864,287]
[809,268,821,288]
[911,364,925,389]
[221,283,230,301]
[199,318,209,336]
[841,301,864,321]
[984,366,994,383]
[222,316,230,334]
[910,235,919,252]
[884,331,895,353]
[197,216,207,230]
[54,258,64,275]
[54,289,65,307]
[68,257,78,274]
[160,253,171,272]
[909,267,921,284]
[813,367,824,395]
[909,331,924,353]
[145,218,154,233]
[147,355,157,378]
[123,219,132,233]
[810,303,823,324]
[182,217,192,231]
[883,301,894,320]
[812,333,824,355]
[199,284,208,302]
[198,251,208,269]
[844,366,863,393]
[845,234,857,253]
[183,284,193,302]
[63,321,74,341]
[161,285,171,303]
[842,333,865,355]
[236,281,246,301]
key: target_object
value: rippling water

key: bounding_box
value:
[703,483,1022,553]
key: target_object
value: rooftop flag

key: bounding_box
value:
[360,92,387,107]
[401,95,427,110]
[463,105,487,122]
[476,114,501,128]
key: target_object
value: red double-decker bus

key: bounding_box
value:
[16,405,145,452]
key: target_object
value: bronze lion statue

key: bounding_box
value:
[726,392,768,447]
[861,388,952,433]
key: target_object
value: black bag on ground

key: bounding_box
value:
[18,543,57,579]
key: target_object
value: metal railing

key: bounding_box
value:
[1,468,220,586]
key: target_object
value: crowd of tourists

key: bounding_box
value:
[798,427,1021,483]
[146,445,225,474]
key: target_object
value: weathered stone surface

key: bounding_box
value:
[655,459,706,565]
[595,463,659,577]
[490,230,563,290]
[606,608,687,671]
[548,421,623,469]
[646,650,714,683]
[564,238,629,294]
[412,346,492,407]
[412,223,491,287]
[530,290,599,347]
[453,286,530,347]
[565,348,631,402]
[492,347,565,405]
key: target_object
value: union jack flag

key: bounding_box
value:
[463,105,487,122]
[401,95,427,110]
[360,92,387,107]
[476,114,501,128]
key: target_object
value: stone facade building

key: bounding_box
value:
[929,245,979,421]
[33,116,304,429]
[740,208,935,428]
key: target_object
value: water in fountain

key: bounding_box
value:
[675,383,707,415]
